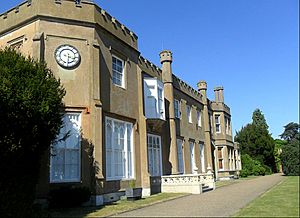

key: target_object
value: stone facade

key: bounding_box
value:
[0,0,241,205]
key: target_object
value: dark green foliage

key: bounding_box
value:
[235,123,276,172]
[240,154,269,177]
[0,48,65,217]
[49,186,91,208]
[252,108,269,130]
[280,122,300,176]
[280,122,300,143]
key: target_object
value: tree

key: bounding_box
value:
[0,48,65,217]
[274,139,286,173]
[252,108,269,130]
[280,122,300,176]
[279,122,300,143]
[235,109,276,173]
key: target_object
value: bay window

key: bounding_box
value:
[143,77,165,120]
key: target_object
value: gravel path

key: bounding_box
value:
[114,173,285,217]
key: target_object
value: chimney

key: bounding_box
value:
[214,86,224,103]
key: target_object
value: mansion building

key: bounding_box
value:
[0,0,241,205]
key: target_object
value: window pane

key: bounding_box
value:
[112,56,124,87]
[177,139,184,173]
[51,149,64,181]
[50,113,81,183]
[106,118,133,180]
[147,135,161,176]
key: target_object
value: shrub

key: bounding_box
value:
[49,186,91,208]
[240,168,250,178]
[281,141,300,176]
[240,154,270,177]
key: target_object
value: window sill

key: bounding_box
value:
[106,177,134,182]
[50,179,81,184]
[113,83,126,90]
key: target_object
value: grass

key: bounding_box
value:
[49,192,188,217]
[233,176,300,217]
[216,176,259,188]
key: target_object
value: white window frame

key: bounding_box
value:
[157,87,164,118]
[50,112,81,183]
[174,99,181,119]
[112,54,125,88]
[177,139,184,174]
[228,118,231,135]
[225,117,228,134]
[197,110,202,127]
[228,148,231,170]
[215,114,221,133]
[199,143,205,173]
[189,141,196,174]
[187,105,192,123]
[105,117,134,181]
[209,113,213,133]
[147,134,163,176]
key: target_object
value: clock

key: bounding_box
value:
[55,45,81,68]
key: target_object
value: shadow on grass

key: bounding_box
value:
[45,193,187,218]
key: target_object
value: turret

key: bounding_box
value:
[159,50,178,174]
[197,80,213,174]
[160,50,173,83]
[197,81,207,104]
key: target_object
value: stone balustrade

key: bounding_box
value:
[161,172,215,194]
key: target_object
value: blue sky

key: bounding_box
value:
[1,0,299,138]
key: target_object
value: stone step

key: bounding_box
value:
[202,185,214,193]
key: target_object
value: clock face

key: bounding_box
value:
[55,45,80,68]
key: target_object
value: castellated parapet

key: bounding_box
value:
[173,75,203,103]
[0,0,138,49]
[139,55,162,78]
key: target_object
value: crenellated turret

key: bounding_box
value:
[160,50,178,174]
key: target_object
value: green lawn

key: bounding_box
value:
[48,193,187,218]
[233,176,300,217]
[216,176,258,188]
